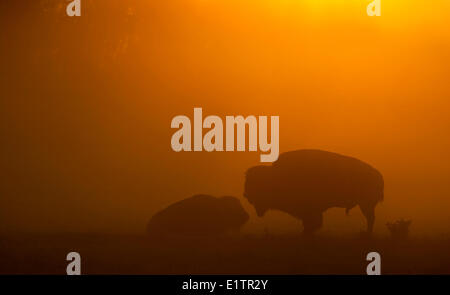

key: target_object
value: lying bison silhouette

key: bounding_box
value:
[244,150,384,234]
[147,194,249,237]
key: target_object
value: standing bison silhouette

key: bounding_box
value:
[147,194,249,237]
[244,150,384,234]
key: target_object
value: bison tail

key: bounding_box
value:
[345,208,351,216]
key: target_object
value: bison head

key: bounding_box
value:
[244,165,274,217]
[219,196,250,227]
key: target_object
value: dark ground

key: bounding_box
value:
[1,233,449,274]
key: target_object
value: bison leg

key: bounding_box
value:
[302,211,323,235]
[359,203,375,233]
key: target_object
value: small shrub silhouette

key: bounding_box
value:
[386,219,411,239]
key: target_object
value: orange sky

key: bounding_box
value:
[1,0,450,236]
